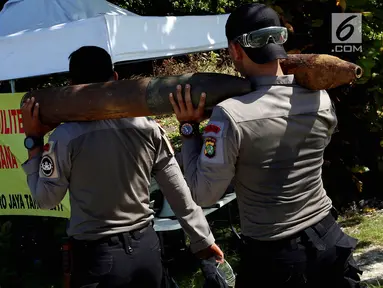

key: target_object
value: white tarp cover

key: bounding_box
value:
[0,0,229,81]
[0,0,137,35]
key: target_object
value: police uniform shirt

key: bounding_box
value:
[181,75,338,241]
[22,117,214,253]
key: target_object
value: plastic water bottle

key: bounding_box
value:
[217,259,236,287]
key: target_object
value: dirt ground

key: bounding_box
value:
[354,245,383,285]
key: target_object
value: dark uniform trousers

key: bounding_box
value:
[236,213,365,288]
[70,224,163,288]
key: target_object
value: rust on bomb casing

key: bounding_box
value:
[22,77,153,124]
[23,73,251,124]
[280,54,363,91]
[22,54,363,124]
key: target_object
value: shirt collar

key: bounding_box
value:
[248,74,296,87]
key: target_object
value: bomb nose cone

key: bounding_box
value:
[355,66,363,79]
[280,54,363,91]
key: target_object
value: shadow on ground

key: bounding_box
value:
[357,248,383,266]
[339,215,364,228]
[363,278,383,286]
[357,241,374,250]
[354,247,383,285]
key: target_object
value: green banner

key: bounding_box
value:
[0,93,70,218]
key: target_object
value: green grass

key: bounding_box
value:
[340,213,383,288]
[368,282,383,288]
[340,212,383,251]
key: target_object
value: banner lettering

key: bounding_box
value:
[0,93,69,218]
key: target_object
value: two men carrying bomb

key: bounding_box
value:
[21,3,363,288]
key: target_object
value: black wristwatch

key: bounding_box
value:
[24,136,44,150]
[179,122,200,138]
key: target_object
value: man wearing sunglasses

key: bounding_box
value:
[170,3,363,288]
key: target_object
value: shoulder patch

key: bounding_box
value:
[204,124,221,134]
[43,141,55,154]
[203,121,226,138]
[203,137,216,158]
[40,155,55,177]
[39,141,59,179]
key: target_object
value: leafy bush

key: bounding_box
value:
[153,51,237,77]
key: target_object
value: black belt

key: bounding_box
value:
[302,213,337,251]
[309,212,336,238]
[70,222,152,248]
[243,213,336,250]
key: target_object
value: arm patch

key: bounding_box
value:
[203,137,217,158]
[39,141,59,179]
[200,121,226,164]
[203,121,226,138]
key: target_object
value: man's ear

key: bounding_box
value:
[113,71,119,81]
[228,42,243,62]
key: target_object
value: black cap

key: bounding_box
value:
[225,3,287,64]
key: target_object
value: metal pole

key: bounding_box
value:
[9,80,15,93]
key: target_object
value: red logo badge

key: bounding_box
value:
[43,143,50,152]
[204,124,221,134]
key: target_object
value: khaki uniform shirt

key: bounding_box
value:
[181,75,337,240]
[22,117,214,253]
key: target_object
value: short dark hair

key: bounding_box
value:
[68,46,114,85]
